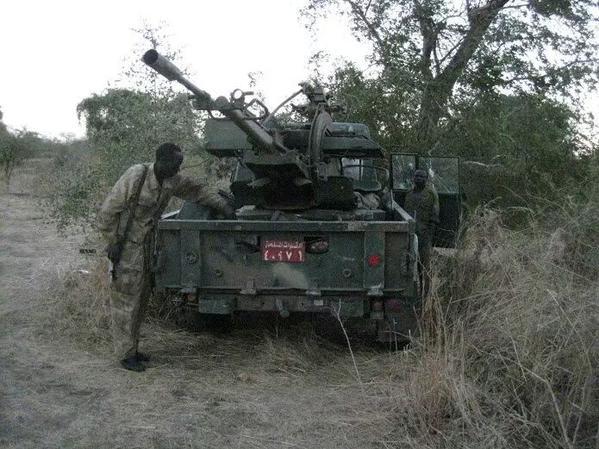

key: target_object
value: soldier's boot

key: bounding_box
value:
[135,351,150,362]
[120,356,146,372]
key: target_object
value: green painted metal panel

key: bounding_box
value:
[180,229,201,287]
[156,219,413,297]
[363,230,385,294]
[196,295,365,317]
[158,220,408,233]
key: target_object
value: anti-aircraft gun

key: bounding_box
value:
[143,49,383,212]
[142,50,461,342]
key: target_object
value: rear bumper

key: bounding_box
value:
[169,290,420,319]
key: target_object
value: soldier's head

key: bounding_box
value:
[413,169,428,191]
[155,143,184,180]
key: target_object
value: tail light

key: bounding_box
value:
[367,254,382,267]
[385,298,402,312]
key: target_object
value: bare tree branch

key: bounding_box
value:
[501,57,599,86]
[416,0,513,148]
[439,0,511,87]
[433,45,441,76]
[413,0,443,81]
[436,34,467,68]
[343,0,389,66]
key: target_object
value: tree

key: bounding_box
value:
[0,130,34,191]
[0,107,6,133]
[304,0,599,151]
[77,88,202,184]
[77,24,204,180]
[49,25,205,228]
[442,92,591,204]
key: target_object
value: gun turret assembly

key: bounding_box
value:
[142,49,384,210]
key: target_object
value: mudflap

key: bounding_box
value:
[376,300,420,344]
[178,308,233,334]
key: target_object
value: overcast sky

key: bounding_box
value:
[0,0,370,138]
[0,0,597,139]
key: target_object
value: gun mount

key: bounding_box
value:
[142,49,384,210]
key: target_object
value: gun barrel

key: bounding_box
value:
[142,49,282,154]
[142,49,213,105]
[142,49,182,81]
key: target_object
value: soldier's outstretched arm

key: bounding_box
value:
[172,175,232,215]
[97,166,138,244]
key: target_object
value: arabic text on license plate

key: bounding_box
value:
[262,240,305,263]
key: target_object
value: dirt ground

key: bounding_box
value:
[0,161,401,449]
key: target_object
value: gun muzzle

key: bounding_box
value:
[142,49,183,81]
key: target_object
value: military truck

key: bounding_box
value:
[142,50,461,342]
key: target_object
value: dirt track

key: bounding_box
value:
[0,162,397,449]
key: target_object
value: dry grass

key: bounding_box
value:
[34,183,599,448]
[390,196,599,449]
[43,257,113,351]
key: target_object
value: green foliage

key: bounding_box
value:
[47,87,204,228]
[440,93,592,205]
[48,26,206,228]
[0,107,87,190]
[325,63,420,149]
[0,107,5,134]
[305,0,598,209]
[0,129,35,189]
[304,0,599,149]
[77,88,202,182]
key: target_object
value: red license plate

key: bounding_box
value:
[261,240,305,263]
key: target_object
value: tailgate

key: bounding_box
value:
[155,220,413,296]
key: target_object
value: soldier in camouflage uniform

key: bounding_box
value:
[98,143,233,372]
[403,169,439,298]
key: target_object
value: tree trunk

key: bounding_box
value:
[415,0,510,153]
[415,83,451,153]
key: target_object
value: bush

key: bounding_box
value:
[400,188,599,448]
[0,130,32,190]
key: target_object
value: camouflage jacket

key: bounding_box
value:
[97,163,227,246]
[403,185,440,236]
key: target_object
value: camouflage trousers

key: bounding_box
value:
[109,239,153,360]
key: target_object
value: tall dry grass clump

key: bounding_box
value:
[392,193,598,448]
[44,258,113,351]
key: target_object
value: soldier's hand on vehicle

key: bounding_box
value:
[218,190,236,219]
[219,202,236,219]
[106,242,124,263]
